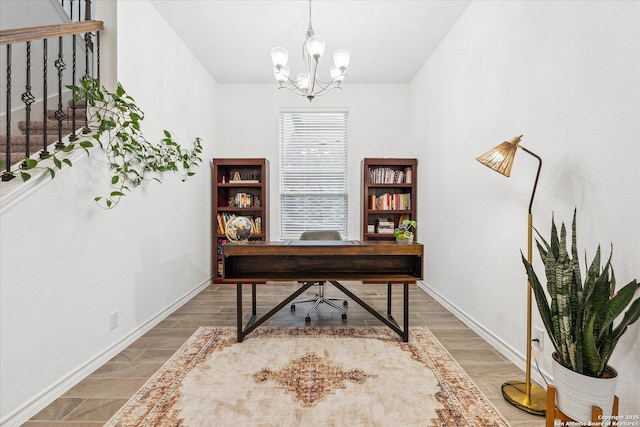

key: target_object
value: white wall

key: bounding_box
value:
[215,83,412,240]
[0,0,217,423]
[410,0,640,415]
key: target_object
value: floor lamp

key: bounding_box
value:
[476,134,547,415]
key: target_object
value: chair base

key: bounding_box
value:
[291,282,348,322]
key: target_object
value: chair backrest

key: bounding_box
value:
[299,230,342,241]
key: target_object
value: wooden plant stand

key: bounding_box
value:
[546,384,619,427]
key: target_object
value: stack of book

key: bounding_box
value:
[368,167,412,184]
[376,218,395,234]
[370,193,411,210]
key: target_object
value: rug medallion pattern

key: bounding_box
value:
[106,326,508,427]
[253,352,376,407]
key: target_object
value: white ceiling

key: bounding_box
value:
[149,0,471,84]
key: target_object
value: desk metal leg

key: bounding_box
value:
[387,281,392,317]
[330,280,410,342]
[403,281,409,342]
[236,282,243,342]
[252,282,257,316]
[236,281,316,342]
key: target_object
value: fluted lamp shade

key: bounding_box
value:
[476,135,522,177]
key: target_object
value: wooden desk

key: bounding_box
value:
[223,240,424,342]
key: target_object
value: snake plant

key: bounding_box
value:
[521,209,640,377]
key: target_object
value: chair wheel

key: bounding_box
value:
[343,301,348,307]
[305,316,311,324]
[341,313,347,320]
[290,304,295,311]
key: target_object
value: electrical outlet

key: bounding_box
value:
[533,327,544,351]
[109,311,119,330]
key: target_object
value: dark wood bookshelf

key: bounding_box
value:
[212,158,268,283]
[362,158,417,241]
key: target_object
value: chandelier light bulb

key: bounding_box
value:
[297,73,310,90]
[333,49,350,70]
[271,47,289,67]
[274,65,289,84]
[330,65,344,83]
[306,35,325,60]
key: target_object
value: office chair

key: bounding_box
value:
[290,230,348,323]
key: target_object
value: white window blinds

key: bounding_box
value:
[279,110,349,240]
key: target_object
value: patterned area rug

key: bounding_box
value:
[106,327,508,427]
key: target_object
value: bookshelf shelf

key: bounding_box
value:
[212,158,268,283]
[362,158,417,241]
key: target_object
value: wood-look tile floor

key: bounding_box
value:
[25,282,546,426]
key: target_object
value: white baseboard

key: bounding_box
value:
[417,280,551,388]
[1,278,212,427]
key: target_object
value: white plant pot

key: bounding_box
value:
[552,353,617,425]
[396,235,413,244]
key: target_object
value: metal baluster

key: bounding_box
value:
[84,0,91,21]
[96,31,100,83]
[55,36,66,149]
[2,45,14,181]
[82,31,91,134]
[22,41,35,160]
[83,32,91,80]
[40,39,49,158]
[69,34,78,142]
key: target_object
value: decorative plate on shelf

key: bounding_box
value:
[225,216,254,243]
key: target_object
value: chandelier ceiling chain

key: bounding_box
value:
[271,0,351,102]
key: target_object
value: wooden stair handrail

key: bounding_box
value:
[0,21,104,45]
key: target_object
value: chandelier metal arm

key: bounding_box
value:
[277,77,343,99]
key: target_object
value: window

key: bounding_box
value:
[279,110,349,239]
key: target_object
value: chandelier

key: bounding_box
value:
[270,0,350,102]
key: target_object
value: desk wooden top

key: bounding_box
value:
[223,240,423,282]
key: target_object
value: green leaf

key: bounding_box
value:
[522,252,560,353]
[62,143,75,152]
[609,282,640,342]
[47,167,55,179]
[110,191,124,197]
[111,175,119,184]
[63,159,72,167]
[22,158,38,170]
[53,156,62,169]
[20,171,31,181]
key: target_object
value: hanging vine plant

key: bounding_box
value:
[1,78,203,209]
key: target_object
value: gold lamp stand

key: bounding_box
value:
[477,135,546,415]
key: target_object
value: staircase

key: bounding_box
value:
[1,0,102,180]
[0,102,87,170]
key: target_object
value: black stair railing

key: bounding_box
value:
[1,19,103,181]
[59,0,93,23]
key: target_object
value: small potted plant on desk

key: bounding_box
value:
[521,209,640,424]
[394,219,417,244]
